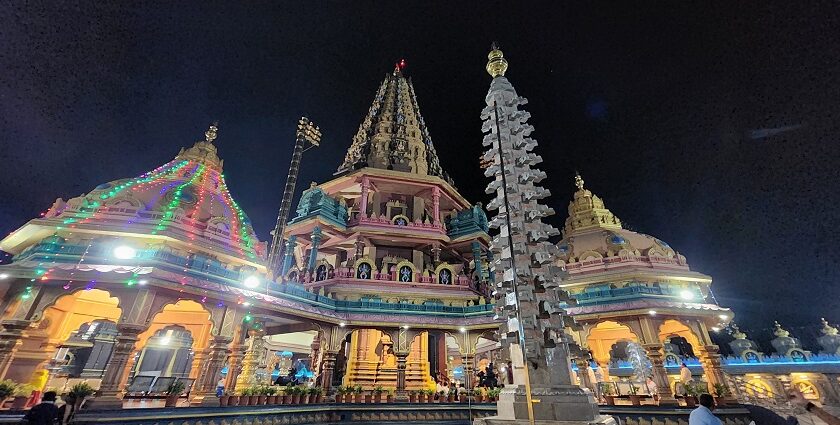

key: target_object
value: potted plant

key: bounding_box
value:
[281,385,293,404]
[684,383,699,407]
[165,381,186,408]
[0,380,17,408]
[487,388,501,402]
[713,383,730,406]
[334,386,345,403]
[601,383,616,405]
[372,386,384,403]
[474,387,484,403]
[68,382,95,410]
[10,383,31,410]
[258,386,270,405]
[312,387,323,403]
[364,388,372,404]
[408,390,418,403]
[219,390,232,407]
[265,386,278,404]
[228,392,241,406]
[353,385,363,403]
[628,382,642,406]
[294,386,306,404]
[460,389,472,403]
[386,389,394,403]
[424,389,435,403]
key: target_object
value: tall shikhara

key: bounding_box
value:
[477,46,612,425]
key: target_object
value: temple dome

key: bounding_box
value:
[557,174,684,265]
[6,124,265,260]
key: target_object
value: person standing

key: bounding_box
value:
[57,394,77,425]
[689,394,722,425]
[216,377,226,398]
[646,376,659,404]
[679,363,693,395]
[22,390,60,425]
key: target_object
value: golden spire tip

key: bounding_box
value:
[486,43,508,78]
[205,122,218,144]
[574,172,585,190]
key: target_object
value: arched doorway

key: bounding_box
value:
[11,289,122,389]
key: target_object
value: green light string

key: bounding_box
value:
[217,173,255,258]
[151,163,205,235]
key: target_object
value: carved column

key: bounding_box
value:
[226,343,245,391]
[0,320,30,380]
[431,244,441,265]
[307,227,322,275]
[432,187,441,225]
[280,235,297,277]
[395,352,409,399]
[319,351,338,394]
[359,176,370,218]
[310,335,322,378]
[354,238,365,261]
[643,343,679,405]
[471,241,483,281]
[463,353,476,389]
[235,328,266,389]
[698,344,727,393]
[87,324,145,409]
[195,336,232,405]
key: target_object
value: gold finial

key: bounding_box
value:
[773,321,790,338]
[486,42,508,78]
[205,122,218,144]
[730,323,747,340]
[821,318,838,336]
[574,173,585,190]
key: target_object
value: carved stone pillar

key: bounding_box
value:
[225,343,245,392]
[306,227,323,274]
[359,176,370,218]
[310,336,322,378]
[235,328,266,389]
[280,235,297,277]
[354,239,365,261]
[319,351,338,394]
[0,320,30,379]
[698,344,727,393]
[463,353,476,389]
[87,324,145,409]
[395,352,409,400]
[432,187,441,225]
[195,336,232,405]
[471,241,483,281]
[642,343,679,405]
[431,244,441,265]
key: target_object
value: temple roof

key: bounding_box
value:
[0,124,264,261]
[557,174,686,267]
[336,63,453,184]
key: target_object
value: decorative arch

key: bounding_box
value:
[579,250,603,261]
[585,320,640,366]
[137,299,214,352]
[745,378,774,398]
[313,259,333,281]
[391,214,410,227]
[658,319,703,353]
[36,289,123,340]
[434,263,456,285]
[791,379,821,401]
[394,260,416,283]
[354,257,375,280]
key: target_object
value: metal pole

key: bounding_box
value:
[492,100,536,425]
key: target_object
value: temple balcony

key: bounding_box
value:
[570,283,702,306]
[347,213,446,236]
[297,266,492,299]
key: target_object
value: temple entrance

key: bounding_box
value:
[587,320,640,379]
[15,289,123,390]
[343,329,433,390]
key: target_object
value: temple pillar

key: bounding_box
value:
[463,353,476,389]
[698,344,727,393]
[310,334,322,378]
[306,227,323,274]
[235,327,267,389]
[359,176,370,218]
[431,244,441,265]
[225,343,245,391]
[471,241,483,281]
[354,239,365,260]
[195,336,232,405]
[319,351,338,394]
[0,320,31,380]
[643,343,679,405]
[280,235,297,277]
[432,187,441,225]
[87,324,145,409]
[395,352,409,400]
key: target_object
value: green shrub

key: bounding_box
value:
[0,380,17,400]
[69,382,95,399]
[713,383,730,397]
[166,381,186,396]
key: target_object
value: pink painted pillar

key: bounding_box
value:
[359,176,370,219]
[432,187,441,225]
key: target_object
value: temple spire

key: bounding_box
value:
[563,173,622,235]
[175,122,224,170]
[205,122,218,144]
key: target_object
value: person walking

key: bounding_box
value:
[689,394,722,425]
[57,394,77,425]
[22,390,60,425]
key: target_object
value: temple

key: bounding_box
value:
[0,48,836,414]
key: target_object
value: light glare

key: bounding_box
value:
[113,245,137,260]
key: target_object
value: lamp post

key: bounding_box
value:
[267,117,321,278]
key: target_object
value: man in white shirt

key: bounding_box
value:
[689,394,722,425]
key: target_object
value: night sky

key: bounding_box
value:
[2,2,839,337]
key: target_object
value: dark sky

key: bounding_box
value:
[1,1,839,335]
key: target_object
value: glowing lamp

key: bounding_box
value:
[718,314,728,320]
[459,327,467,333]
[648,310,657,316]
[711,327,721,332]
[242,302,252,307]
[138,279,148,285]
[243,275,260,289]
[0,273,8,280]
[339,322,346,327]
[113,245,137,260]
[160,336,171,346]
[680,290,695,300]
